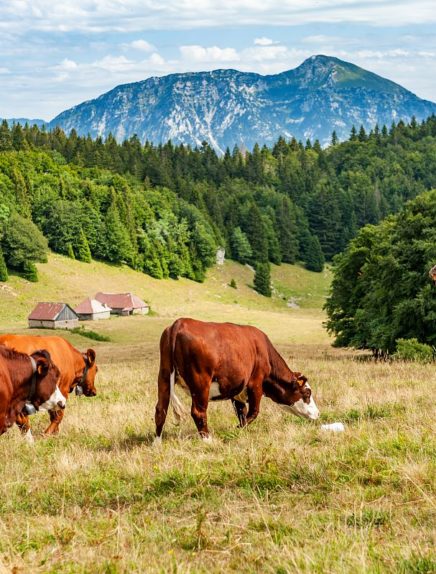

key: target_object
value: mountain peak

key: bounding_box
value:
[48,56,436,151]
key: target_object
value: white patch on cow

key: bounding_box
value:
[39,386,66,412]
[285,384,320,420]
[153,435,162,448]
[170,371,186,422]
[24,429,34,445]
[208,381,221,399]
[201,434,213,444]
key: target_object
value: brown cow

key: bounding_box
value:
[0,335,97,436]
[154,318,319,443]
[0,346,66,437]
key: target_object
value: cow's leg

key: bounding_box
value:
[154,369,171,445]
[190,383,211,441]
[16,413,33,443]
[44,409,64,435]
[232,399,248,428]
[245,380,263,426]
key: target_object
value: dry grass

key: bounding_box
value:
[0,257,435,573]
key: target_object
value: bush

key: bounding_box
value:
[0,247,8,281]
[394,338,434,363]
[229,278,237,289]
[71,326,111,342]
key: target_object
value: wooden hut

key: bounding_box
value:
[28,303,79,330]
[95,292,149,316]
[74,298,111,321]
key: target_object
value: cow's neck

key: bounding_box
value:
[9,358,33,406]
[266,339,293,385]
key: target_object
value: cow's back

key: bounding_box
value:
[171,318,270,381]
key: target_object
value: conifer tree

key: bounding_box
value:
[231,227,252,264]
[75,228,92,262]
[0,120,13,151]
[254,262,272,297]
[0,247,8,281]
[67,243,75,259]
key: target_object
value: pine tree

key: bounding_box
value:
[0,120,13,151]
[67,243,75,259]
[244,204,269,264]
[302,233,324,272]
[0,247,8,281]
[75,228,92,262]
[331,131,338,146]
[231,227,252,264]
[254,262,272,297]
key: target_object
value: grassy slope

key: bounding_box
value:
[0,256,435,574]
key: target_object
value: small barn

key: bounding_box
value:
[28,303,79,330]
[95,292,149,316]
[74,298,111,321]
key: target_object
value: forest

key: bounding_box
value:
[0,116,435,290]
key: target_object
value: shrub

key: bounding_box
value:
[394,338,434,363]
[71,326,111,342]
[229,278,237,289]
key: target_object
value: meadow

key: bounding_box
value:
[0,256,434,573]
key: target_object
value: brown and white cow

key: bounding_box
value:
[0,346,66,438]
[154,318,319,443]
[0,335,98,436]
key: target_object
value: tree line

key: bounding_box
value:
[0,116,435,288]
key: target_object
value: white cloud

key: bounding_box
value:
[126,39,156,52]
[179,45,240,63]
[1,0,435,33]
[58,58,78,70]
[254,37,277,46]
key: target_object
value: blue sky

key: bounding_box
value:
[1,0,435,120]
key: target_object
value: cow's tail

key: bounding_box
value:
[170,370,186,423]
[169,321,186,423]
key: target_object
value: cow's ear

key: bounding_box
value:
[297,375,307,387]
[35,355,49,376]
[86,349,96,366]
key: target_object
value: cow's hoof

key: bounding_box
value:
[201,435,213,444]
[152,436,162,448]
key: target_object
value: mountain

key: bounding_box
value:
[3,118,46,127]
[49,55,436,151]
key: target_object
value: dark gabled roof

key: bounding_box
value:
[74,298,111,314]
[95,292,148,310]
[28,302,76,321]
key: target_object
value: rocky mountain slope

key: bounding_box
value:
[34,55,436,151]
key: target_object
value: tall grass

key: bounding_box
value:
[0,346,434,573]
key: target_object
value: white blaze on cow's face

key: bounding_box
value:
[285,383,320,420]
[39,386,67,412]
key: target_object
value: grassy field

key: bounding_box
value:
[0,256,435,573]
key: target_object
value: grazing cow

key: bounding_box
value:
[154,318,319,443]
[0,346,65,437]
[0,335,98,436]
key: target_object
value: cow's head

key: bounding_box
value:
[76,349,98,397]
[30,350,66,412]
[263,372,320,420]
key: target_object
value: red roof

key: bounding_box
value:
[95,292,148,311]
[28,302,67,321]
[75,298,111,314]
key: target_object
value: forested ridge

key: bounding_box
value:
[0,116,435,284]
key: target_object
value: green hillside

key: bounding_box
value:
[0,253,332,346]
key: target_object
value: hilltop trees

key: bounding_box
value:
[325,190,436,354]
[1,212,48,281]
[0,115,436,282]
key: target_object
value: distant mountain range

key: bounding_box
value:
[6,56,436,152]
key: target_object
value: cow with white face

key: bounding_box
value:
[155,318,320,443]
